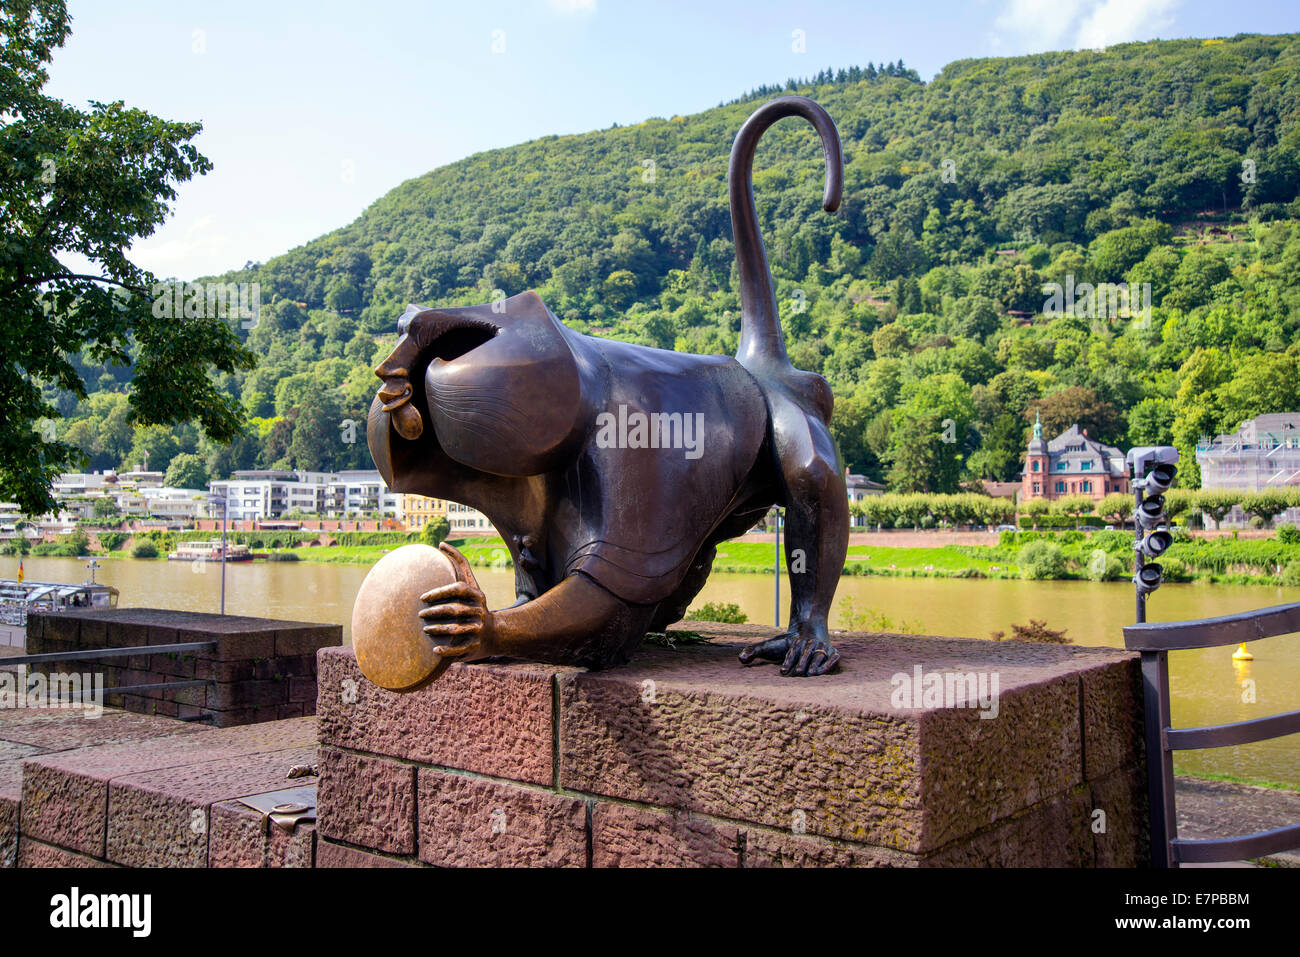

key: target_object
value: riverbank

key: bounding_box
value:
[278,530,1300,587]
[18,526,1300,586]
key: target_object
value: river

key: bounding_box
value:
[5,554,1298,786]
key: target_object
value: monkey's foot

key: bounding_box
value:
[738,624,839,677]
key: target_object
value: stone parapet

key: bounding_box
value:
[26,609,340,727]
[315,633,1147,867]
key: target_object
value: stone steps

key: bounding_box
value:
[1,708,317,867]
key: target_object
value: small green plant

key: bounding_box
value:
[1281,561,1300,586]
[1090,530,1134,554]
[1086,548,1127,581]
[991,619,1070,643]
[1276,523,1300,545]
[130,540,159,559]
[684,601,747,624]
[420,516,451,547]
[1160,557,1191,582]
[837,596,923,634]
[1017,540,1066,580]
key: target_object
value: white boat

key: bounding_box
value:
[167,540,252,562]
[0,578,120,649]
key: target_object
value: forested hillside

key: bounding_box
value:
[51,34,1300,492]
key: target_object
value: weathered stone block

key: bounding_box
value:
[1089,766,1149,867]
[30,609,340,729]
[103,619,147,649]
[417,769,586,867]
[318,647,565,785]
[20,717,314,857]
[560,635,1131,854]
[210,797,315,868]
[208,678,288,711]
[743,828,914,867]
[317,747,415,854]
[591,803,739,867]
[924,784,1095,866]
[1081,659,1144,781]
[17,838,115,868]
[317,839,415,867]
[287,677,316,703]
[106,744,316,867]
[0,788,17,868]
[275,626,339,658]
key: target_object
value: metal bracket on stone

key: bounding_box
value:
[237,785,317,834]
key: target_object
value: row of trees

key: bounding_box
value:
[849,487,1300,531]
[851,492,1015,528]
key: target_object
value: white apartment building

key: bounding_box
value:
[445,501,497,536]
[46,471,203,522]
[207,469,403,521]
[138,487,208,521]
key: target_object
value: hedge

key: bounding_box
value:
[1017,515,1105,529]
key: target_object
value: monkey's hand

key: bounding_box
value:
[739,620,839,677]
[417,543,495,662]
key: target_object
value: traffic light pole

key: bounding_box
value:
[1134,478,1146,624]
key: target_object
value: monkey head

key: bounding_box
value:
[368,291,598,491]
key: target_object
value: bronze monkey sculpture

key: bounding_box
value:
[364,95,848,688]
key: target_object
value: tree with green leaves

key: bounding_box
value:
[1195,489,1242,530]
[1097,492,1134,527]
[1240,488,1298,528]
[1163,488,1198,523]
[90,496,119,519]
[419,516,450,547]
[883,374,974,493]
[1018,497,1049,529]
[1025,386,1124,447]
[0,0,255,515]
[164,452,209,491]
[1051,494,1095,524]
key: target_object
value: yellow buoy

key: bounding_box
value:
[1232,644,1253,661]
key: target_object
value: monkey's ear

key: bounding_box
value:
[424,291,594,477]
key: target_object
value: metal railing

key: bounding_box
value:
[1124,602,1300,867]
[4,640,217,701]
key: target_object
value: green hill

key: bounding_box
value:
[55,34,1300,492]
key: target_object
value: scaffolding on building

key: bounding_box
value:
[1196,420,1300,491]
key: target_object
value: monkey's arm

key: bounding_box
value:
[418,544,628,665]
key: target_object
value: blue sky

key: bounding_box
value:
[45,0,1300,280]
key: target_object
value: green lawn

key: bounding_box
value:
[278,538,1019,577]
[706,542,1018,578]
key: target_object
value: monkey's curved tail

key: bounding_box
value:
[729,95,842,376]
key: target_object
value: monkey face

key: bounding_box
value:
[370,291,594,482]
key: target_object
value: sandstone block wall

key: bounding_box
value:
[315,634,1148,867]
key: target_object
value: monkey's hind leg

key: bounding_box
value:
[739,396,849,677]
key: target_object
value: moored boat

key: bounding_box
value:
[166,540,253,563]
[0,578,120,649]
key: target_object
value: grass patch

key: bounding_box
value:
[1175,768,1300,792]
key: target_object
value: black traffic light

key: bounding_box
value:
[1137,528,1173,559]
[1125,446,1180,620]
[1145,463,1178,496]
[1134,563,1164,596]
